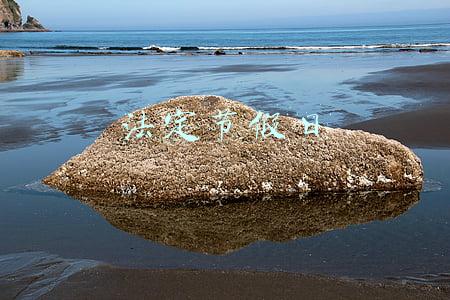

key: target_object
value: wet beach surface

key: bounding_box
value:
[347,62,450,148]
[1,53,450,151]
[1,52,450,298]
[42,267,448,300]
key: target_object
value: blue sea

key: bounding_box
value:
[1,23,450,55]
[1,23,450,292]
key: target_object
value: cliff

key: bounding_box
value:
[0,0,48,31]
[0,0,21,30]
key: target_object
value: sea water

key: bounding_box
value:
[1,23,450,55]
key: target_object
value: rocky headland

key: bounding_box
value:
[0,0,48,31]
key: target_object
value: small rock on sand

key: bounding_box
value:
[0,50,25,57]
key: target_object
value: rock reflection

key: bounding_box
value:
[85,191,419,255]
[0,58,24,82]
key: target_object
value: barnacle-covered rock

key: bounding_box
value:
[43,95,423,207]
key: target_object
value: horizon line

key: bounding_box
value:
[45,21,450,33]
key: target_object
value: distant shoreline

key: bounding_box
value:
[0,28,50,32]
[2,23,450,56]
[2,46,449,57]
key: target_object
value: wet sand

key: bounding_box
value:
[43,266,448,300]
[2,59,450,298]
[41,62,450,299]
[347,62,450,148]
[348,105,450,148]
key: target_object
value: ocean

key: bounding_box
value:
[1,23,450,55]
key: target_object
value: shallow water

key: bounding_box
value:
[0,252,98,299]
[1,52,450,151]
[1,52,450,284]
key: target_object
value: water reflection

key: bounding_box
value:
[84,191,420,255]
[0,58,24,82]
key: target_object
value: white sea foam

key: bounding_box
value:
[143,45,180,52]
[144,43,450,53]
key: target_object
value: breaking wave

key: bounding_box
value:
[46,42,450,55]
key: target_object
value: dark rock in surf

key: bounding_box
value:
[180,46,200,51]
[419,48,438,53]
[214,49,226,55]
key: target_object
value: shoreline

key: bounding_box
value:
[1,46,448,57]
[42,266,448,300]
[14,48,450,56]
[3,250,449,299]
[2,41,450,57]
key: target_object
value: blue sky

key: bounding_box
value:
[20,0,450,30]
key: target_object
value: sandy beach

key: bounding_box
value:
[348,105,450,148]
[347,62,450,148]
[39,60,450,298]
[42,266,448,300]
[2,0,450,297]
[53,62,450,298]
[1,53,450,299]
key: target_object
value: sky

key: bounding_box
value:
[19,0,450,30]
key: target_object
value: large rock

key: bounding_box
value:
[43,95,423,207]
[0,0,21,30]
[22,15,46,31]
